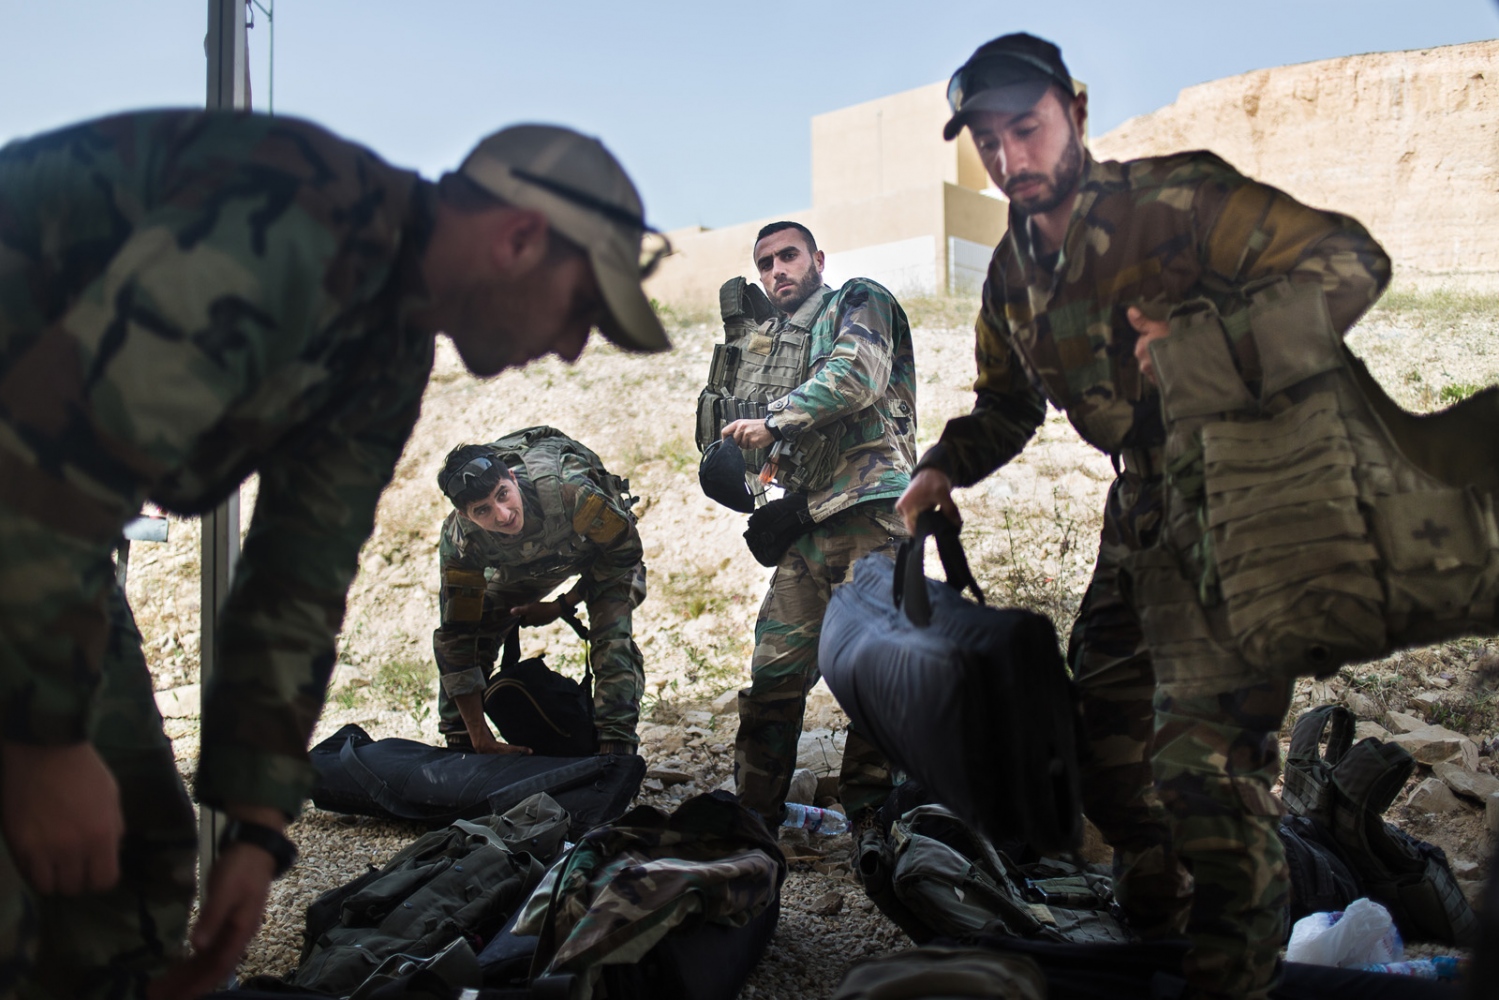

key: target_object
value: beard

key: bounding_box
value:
[1003,131,1085,217]
[775,263,824,313]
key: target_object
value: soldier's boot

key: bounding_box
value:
[836,726,893,828]
[732,679,808,826]
[1154,678,1293,1000]
[1080,753,1193,939]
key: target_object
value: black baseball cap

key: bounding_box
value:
[943,33,1075,141]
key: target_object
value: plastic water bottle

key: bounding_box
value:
[782,802,849,836]
[1357,956,1464,981]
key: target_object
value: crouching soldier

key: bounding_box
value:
[433,427,647,755]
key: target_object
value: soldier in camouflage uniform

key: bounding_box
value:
[723,221,917,828]
[897,34,1390,1000]
[0,112,668,1000]
[434,430,646,755]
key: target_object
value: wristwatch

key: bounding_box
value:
[219,818,298,878]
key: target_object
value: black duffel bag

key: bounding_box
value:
[820,512,1082,854]
[309,724,644,837]
[484,615,598,757]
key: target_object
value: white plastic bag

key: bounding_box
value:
[1285,898,1404,967]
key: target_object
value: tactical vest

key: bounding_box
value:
[860,804,1132,947]
[695,277,844,502]
[464,426,636,591]
[1130,278,1499,681]
[1281,705,1477,946]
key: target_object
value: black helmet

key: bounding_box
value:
[698,439,756,514]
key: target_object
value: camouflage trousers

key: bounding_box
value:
[1,584,198,1000]
[434,564,647,746]
[1070,471,1292,1000]
[734,502,903,825]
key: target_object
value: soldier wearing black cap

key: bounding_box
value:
[901,32,1391,1000]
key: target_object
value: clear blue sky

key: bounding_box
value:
[2,1,1495,231]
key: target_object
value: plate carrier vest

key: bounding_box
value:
[695,277,844,505]
[1130,277,1499,680]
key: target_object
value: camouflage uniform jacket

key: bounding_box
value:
[765,280,916,522]
[0,110,436,817]
[516,791,784,986]
[435,445,643,688]
[917,150,1391,488]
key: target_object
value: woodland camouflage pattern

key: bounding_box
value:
[0,109,435,996]
[919,150,1390,1000]
[737,277,913,823]
[518,792,784,991]
[764,280,916,522]
[434,442,646,745]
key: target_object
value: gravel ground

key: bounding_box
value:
[132,287,1499,995]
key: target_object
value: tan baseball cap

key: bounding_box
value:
[459,124,671,353]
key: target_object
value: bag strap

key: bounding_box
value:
[500,613,591,675]
[337,736,464,824]
[893,511,984,628]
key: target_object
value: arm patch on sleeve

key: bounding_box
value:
[573,492,627,545]
[443,567,487,623]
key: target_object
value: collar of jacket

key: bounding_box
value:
[1004,152,1121,290]
[777,283,837,332]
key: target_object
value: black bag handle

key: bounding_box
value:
[501,610,594,683]
[892,511,985,628]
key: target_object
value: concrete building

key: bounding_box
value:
[645,80,1010,311]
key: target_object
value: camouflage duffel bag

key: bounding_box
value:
[514,790,785,1000]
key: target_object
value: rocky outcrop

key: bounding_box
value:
[1093,40,1499,287]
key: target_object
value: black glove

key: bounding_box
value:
[744,494,815,567]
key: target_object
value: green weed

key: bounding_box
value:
[372,660,435,725]
[1438,383,1482,405]
[900,292,983,330]
[1372,287,1499,325]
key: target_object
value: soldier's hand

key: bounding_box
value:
[722,419,774,449]
[1127,307,1171,386]
[896,468,962,535]
[473,729,532,755]
[511,599,566,627]
[151,836,277,1000]
[1,740,124,895]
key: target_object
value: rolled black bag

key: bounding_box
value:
[308,724,644,837]
[484,616,597,757]
[820,512,1082,853]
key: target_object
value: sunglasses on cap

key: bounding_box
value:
[441,455,504,500]
[509,167,675,280]
[946,47,1075,117]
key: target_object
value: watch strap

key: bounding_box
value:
[219,818,298,878]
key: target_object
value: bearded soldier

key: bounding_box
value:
[433,429,646,756]
[720,221,917,833]
[897,33,1390,1000]
[0,114,668,1000]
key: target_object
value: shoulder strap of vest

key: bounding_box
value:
[720,276,774,325]
[1330,737,1416,816]
[1287,705,1354,767]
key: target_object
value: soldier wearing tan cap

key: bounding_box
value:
[0,111,667,1000]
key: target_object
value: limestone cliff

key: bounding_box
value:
[1093,40,1499,286]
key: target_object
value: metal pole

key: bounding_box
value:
[199,0,249,902]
